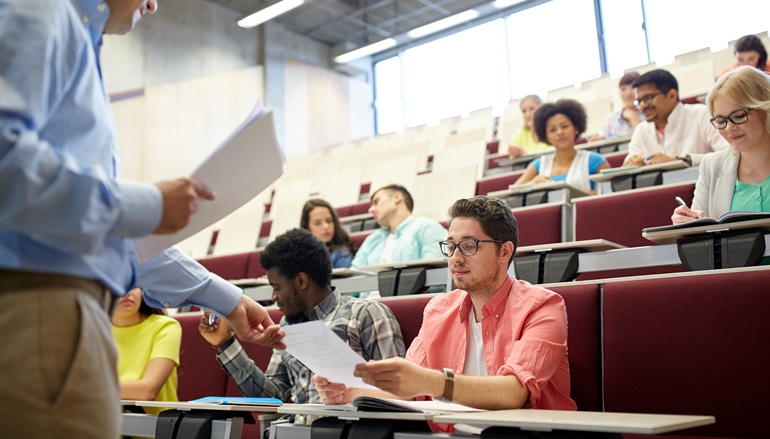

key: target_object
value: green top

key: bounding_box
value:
[730,174,770,212]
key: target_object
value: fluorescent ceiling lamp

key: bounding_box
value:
[334,38,398,64]
[492,0,526,9]
[407,10,479,39]
[238,0,304,29]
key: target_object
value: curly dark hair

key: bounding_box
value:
[260,228,332,288]
[300,198,354,256]
[448,196,518,266]
[532,99,587,146]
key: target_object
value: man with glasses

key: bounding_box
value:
[623,69,729,167]
[314,196,576,428]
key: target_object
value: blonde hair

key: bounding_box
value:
[707,65,770,137]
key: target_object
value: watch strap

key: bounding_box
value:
[442,368,455,402]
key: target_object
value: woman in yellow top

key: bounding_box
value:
[112,286,181,415]
[508,94,553,158]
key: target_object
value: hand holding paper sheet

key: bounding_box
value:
[133,102,285,261]
[281,320,375,389]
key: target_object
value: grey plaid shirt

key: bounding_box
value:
[216,289,405,406]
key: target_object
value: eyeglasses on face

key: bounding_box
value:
[710,108,753,129]
[633,91,664,107]
[439,238,503,257]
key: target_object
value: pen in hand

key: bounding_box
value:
[675,196,701,219]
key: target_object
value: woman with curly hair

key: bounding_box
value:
[514,99,609,194]
[300,198,355,268]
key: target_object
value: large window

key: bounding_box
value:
[506,0,602,98]
[372,0,770,134]
[402,20,509,127]
[644,0,770,64]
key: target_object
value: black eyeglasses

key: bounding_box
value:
[710,108,753,129]
[439,239,503,257]
[633,91,663,108]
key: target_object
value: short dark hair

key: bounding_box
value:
[619,71,641,87]
[734,34,768,71]
[632,69,679,97]
[371,184,414,212]
[260,228,332,288]
[532,99,588,145]
[448,196,518,267]
[136,287,166,316]
[300,198,354,255]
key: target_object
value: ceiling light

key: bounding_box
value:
[406,10,480,39]
[492,0,526,9]
[237,0,305,29]
[334,38,398,64]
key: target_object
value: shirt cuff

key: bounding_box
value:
[113,180,163,238]
[198,274,242,316]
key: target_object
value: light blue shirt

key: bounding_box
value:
[350,216,447,268]
[0,0,241,315]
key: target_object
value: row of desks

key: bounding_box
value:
[121,400,715,439]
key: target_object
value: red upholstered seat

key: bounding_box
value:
[513,203,563,246]
[259,220,272,239]
[380,294,434,348]
[476,171,525,195]
[573,182,695,247]
[549,283,602,412]
[602,269,770,438]
[174,313,229,401]
[246,251,265,279]
[197,253,250,281]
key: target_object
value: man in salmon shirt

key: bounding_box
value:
[314,196,576,429]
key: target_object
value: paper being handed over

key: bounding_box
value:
[281,320,375,389]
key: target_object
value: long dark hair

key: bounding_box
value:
[300,199,354,255]
[136,288,166,317]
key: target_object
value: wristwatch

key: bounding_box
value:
[442,368,455,402]
[677,154,693,167]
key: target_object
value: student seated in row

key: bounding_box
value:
[507,95,552,159]
[351,184,446,268]
[514,99,609,194]
[623,69,729,168]
[589,71,644,141]
[673,66,770,224]
[198,228,405,421]
[718,34,770,78]
[314,196,576,432]
[112,287,181,414]
[300,198,355,268]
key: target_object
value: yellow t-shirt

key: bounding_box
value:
[512,126,552,154]
[112,314,181,415]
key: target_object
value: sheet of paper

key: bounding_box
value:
[133,102,284,261]
[281,320,375,389]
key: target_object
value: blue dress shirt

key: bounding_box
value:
[0,0,241,315]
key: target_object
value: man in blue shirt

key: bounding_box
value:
[0,1,282,437]
[351,184,447,267]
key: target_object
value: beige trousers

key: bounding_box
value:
[0,272,120,438]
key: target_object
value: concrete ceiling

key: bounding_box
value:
[207,0,501,48]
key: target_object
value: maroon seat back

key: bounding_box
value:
[380,295,435,349]
[476,171,525,195]
[197,253,250,280]
[574,183,695,247]
[174,313,229,401]
[513,203,564,246]
[246,251,265,279]
[549,283,602,412]
[602,269,770,438]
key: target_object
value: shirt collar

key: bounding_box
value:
[308,288,340,321]
[458,276,514,323]
[70,0,110,46]
[665,102,684,128]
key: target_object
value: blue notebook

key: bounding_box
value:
[189,396,283,407]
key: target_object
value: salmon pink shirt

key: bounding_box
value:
[406,276,576,411]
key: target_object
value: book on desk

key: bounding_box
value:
[643,211,770,233]
[188,396,283,407]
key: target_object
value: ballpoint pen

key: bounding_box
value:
[675,196,686,207]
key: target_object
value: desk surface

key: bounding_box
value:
[433,409,715,434]
[277,404,435,421]
[123,400,280,413]
[516,239,625,256]
[642,217,770,244]
[589,160,688,182]
[358,258,448,273]
[488,181,591,200]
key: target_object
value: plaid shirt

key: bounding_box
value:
[216,289,405,407]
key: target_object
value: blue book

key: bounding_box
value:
[189,396,283,407]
